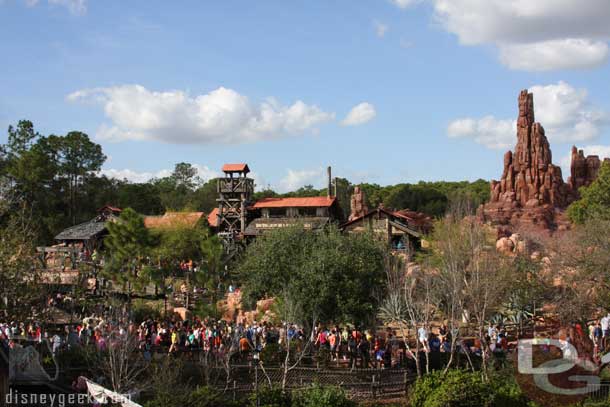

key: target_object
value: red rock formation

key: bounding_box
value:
[568,146,602,192]
[349,186,369,221]
[479,90,608,231]
[481,91,566,229]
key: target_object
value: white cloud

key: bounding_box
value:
[20,0,87,14]
[390,0,421,9]
[49,0,86,15]
[100,164,219,184]
[100,168,170,184]
[399,38,414,49]
[448,117,516,150]
[447,81,610,149]
[277,168,325,193]
[373,20,389,38]
[498,39,609,71]
[559,145,610,175]
[432,0,610,70]
[530,82,609,142]
[67,85,335,144]
[341,102,376,126]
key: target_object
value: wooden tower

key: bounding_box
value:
[216,163,254,251]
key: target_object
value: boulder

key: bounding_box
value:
[496,237,514,254]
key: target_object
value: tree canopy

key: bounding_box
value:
[567,161,610,224]
[237,225,386,325]
[1,119,491,244]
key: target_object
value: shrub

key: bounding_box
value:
[292,384,355,407]
[131,300,161,323]
[409,371,445,407]
[410,370,535,407]
[144,386,240,407]
[260,343,286,366]
[422,370,489,407]
[143,392,177,407]
[186,386,231,407]
[248,386,291,407]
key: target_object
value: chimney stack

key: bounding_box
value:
[327,166,332,198]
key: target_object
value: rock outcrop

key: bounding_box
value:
[349,185,369,221]
[479,89,608,231]
[567,146,608,192]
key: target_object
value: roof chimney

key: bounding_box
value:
[327,166,332,198]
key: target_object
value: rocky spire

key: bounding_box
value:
[349,186,369,221]
[481,89,609,231]
[489,90,567,212]
[568,146,602,191]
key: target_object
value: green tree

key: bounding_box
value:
[1,122,108,241]
[171,162,200,190]
[104,208,154,295]
[199,233,224,301]
[238,225,385,326]
[53,131,106,224]
[567,161,610,224]
[189,178,219,212]
[154,162,202,211]
[1,121,63,242]
[116,181,164,215]
[0,202,47,320]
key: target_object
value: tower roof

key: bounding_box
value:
[222,163,250,173]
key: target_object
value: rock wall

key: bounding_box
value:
[568,146,608,191]
[349,185,369,221]
[479,90,608,231]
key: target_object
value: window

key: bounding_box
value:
[269,208,286,217]
[299,207,317,217]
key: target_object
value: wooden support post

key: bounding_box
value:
[372,374,376,399]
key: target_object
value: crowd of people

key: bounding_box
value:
[588,314,610,356]
[0,310,516,374]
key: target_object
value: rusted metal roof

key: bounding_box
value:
[55,219,108,241]
[97,205,122,213]
[392,209,432,227]
[341,207,432,232]
[207,207,219,227]
[144,212,205,229]
[222,163,250,173]
[251,196,336,208]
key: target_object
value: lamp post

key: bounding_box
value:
[253,350,260,407]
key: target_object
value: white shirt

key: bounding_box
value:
[601,317,609,331]
[418,327,427,341]
[53,335,62,346]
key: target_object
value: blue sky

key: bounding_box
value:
[1,0,609,191]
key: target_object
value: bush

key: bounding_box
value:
[143,392,176,407]
[410,370,535,407]
[409,371,445,407]
[131,300,162,323]
[292,384,355,407]
[260,343,286,366]
[248,386,291,407]
[144,386,240,407]
[194,301,222,320]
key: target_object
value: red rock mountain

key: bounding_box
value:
[479,90,608,231]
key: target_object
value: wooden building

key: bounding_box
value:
[341,207,432,254]
[244,196,340,236]
[38,205,122,270]
[53,205,121,251]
